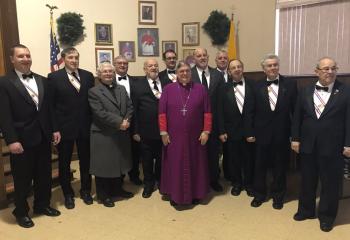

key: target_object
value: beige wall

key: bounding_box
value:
[16,0,276,76]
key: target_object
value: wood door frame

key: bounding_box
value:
[0,0,19,74]
[0,0,19,209]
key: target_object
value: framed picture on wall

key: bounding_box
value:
[137,28,159,57]
[118,41,136,62]
[95,48,114,68]
[182,22,200,46]
[183,48,196,67]
[138,1,157,25]
[95,23,113,45]
[162,40,178,54]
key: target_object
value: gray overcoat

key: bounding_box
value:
[88,83,133,177]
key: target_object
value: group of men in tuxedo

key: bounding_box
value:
[216,51,350,232]
[1,43,349,232]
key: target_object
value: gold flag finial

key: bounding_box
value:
[45,4,58,15]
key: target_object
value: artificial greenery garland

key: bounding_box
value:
[202,10,230,46]
[57,12,85,47]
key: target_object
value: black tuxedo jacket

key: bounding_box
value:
[130,76,169,140]
[292,80,350,156]
[0,71,53,147]
[128,74,139,96]
[217,78,255,141]
[47,68,95,140]
[248,75,297,145]
[158,69,174,85]
[191,66,224,134]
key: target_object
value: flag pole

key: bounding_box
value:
[46,4,63,72]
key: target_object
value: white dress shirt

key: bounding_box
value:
[148,77,162,99]
[313,81,334,118]
[15,69,39,110]
[196,67,210,87]
[116,74,131,97]
[267,76,279,111]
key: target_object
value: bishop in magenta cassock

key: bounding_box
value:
[158,61,212,206]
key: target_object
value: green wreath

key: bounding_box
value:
[57,12,85,47]
[202,10,230,46]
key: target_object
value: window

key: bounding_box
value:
[276,0,350,75]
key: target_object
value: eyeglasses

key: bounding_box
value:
[318,67,338,73]
[116,62,128,65]
[166,57,177,60]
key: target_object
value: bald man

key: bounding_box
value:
[131,59,170,198]
[191,48,225,192]
[291,57,350,232]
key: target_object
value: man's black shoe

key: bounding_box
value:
[272,197,284,210]
[80,193,93,205]
[320,222,333,232]
[142,188,153,198]
[114,189,134,199]
[64,196,75,209]
[272,201,284,210]
[293,212,316,221]
[98,198,115,207]
[210,182,223,192]
[230,186,242,196]
[251,198,263,208]
[192,199,200,205]
[246,188,254,197]
[34,207,61,217]
[16,216,34,228]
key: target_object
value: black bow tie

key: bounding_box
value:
[267,79,279,86]
[22,73,33,79]
[233,81,243,87]
[168,70,176,74]
[118,76,127,81]
[315,85,329,92]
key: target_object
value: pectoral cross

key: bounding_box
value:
[180,107,187,116]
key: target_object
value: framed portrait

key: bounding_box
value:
[138,1,157,25]
[183,49,196,67]
[137,28,159,57]
[95,23,113,45]
[95,48,114,68]
[118,41,136,62]
[182,22,200,46]
[162,40,178,54]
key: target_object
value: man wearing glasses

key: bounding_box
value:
[291,57,350,232]
[159,49,178,84]
[113,55,143,186]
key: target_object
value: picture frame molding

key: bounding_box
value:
[118,41,136,62]
[182,22,200,46]
[162,40,178,55]
[138,1,157,25]
[137,28,159,57]
[94,23,113,45]
[95,47,115,68]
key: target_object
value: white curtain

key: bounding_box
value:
[276,0,350,75]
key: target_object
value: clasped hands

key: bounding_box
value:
[219,133,255,143]
[119,118,130,131]
[160,131,209,146]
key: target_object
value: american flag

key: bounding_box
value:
[50,16,63,72]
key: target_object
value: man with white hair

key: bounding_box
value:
[248,54,297,210]
[131,59,170,198]
[191,47,225,192]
